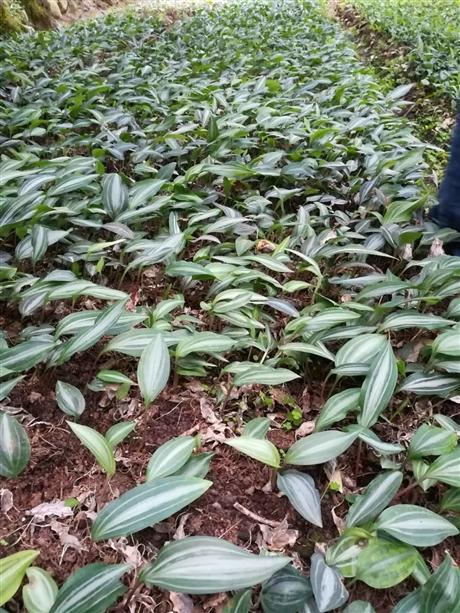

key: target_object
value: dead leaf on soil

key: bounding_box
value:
[174,513,191,540]
[50,519,87,555]
[169,592,195,613]
[28,500,73,522]
[429,238,444,256]
[108,537,144,567]
[257,518,298,551]
[202,593,227,610]
[295,421,315,438]
[199,396,219,424]
[0,488,13,514]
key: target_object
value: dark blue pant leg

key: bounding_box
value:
[437,110,460,230]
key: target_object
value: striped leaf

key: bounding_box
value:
[55,381,86,418]
[315,388,361,431]
[359,342,398,428]
[326,532,367,578]
[102,174,128,219]
[431,331,460,358]
[440,487,460,512]
[375,504,459,547]
[140,536,290,593]
[104,329,186,357]
[399,373,460,397]
[310,553,348,612]
[23,567,58,613]
[96,370,134,385]
[285,430,359,466]
[277,470,322,526]
[242,417,271,439]
[392,590,421,613]
[226,437,280,468]
[59,300,126,363]
[419,554,460,613]
[49,563,130,613]
[0,550,39,607]
[261,566,312,613]
[105,421,135,448]
[355,427,404,455]
[0,339,54,373]
[335,334,387,367]
[305,308,361,333]
[223,590,252,613]
[380,312,454,332]
[234,366,300,387]
[0,412,30,478]
[279,342,334,361]
[31,225,48,263]
[172,452,214,479]
[424,447,460,487]
[55,311,146,338]
[433,414,460,435]
[346,471,403,527]
[146,436,197,481]
[176,332,235,358]
[0,375,25,401]
[67,422,115,476]
[137,335,170,408]
[48,174,97,196]
[409,425,457,458]
[129,178,165,209]
[355,539,417,589]
[91,477,211,541]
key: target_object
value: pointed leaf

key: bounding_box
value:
[409,425,457,458]
[277,470,322,526]
[0,550,39,606]
[105,421,135,448]
[242,417,271,439]
[424,448,460,487]
[137,335,170,407]
[140,536,290,593]
[91,477,211,541]
[420,554,460,613]
[359,342,398,428]
[0,412,30,478]
[285,430,359,466]
[226,437,280,468]
[375,504,459,547]
[146,436,197,481]
[310,553,348,612]
[347,471,403,527]
[67,422,115,476]
[172,452,214,479]
[23,567,58,613]
[49,563,129,613]
[55,381,85,418]
[176,332,235,358]
[261,566,312,613]
[315,388,361,431]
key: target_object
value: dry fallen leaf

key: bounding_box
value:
[257,518,298,551]
[174,513,191,540]
[169,592,194,613]
[50,520,86,555]
[295,421,315,438]
[0,488,13,514]
[200,396,219,424]
[28,500,73,522]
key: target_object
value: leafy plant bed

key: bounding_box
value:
[330,1,456,162]
[1,0,460,611]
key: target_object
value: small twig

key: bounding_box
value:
[393,480,419,501]
[233,502,280,527]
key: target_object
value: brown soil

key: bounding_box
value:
[2,345,458,612]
